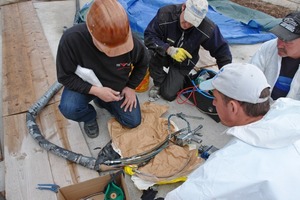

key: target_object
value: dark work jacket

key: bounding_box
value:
[56,23,149,94]
[144,4,232,70]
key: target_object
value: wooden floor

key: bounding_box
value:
[2,1,98,199]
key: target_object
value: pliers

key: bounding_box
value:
[36,184,60,193]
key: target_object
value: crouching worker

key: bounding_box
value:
[56,0,149,138]
[144,0,232,101]
[250,11,300,101]
[165,63,300,199]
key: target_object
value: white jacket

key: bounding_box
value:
[250,38,300,100]
[165,98,300,200]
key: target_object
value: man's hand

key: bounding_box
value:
[120,86,137,112]
[167,46,192,62]
[89,86,122,102]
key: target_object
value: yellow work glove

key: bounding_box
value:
[167,46,192,62]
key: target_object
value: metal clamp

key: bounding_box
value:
[168,112,204,146]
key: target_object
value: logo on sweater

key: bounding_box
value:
[116,62,131,70]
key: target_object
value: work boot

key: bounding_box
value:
[149,86,160,101]
[84,119,99,138]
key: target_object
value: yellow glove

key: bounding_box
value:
[167,46,192,62]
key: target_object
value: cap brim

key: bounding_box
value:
[93,28,134,57]
[184,8,203,27]
[199,79,215,91]
[270,25,300,41]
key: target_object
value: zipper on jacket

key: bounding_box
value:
[176,32,185,47]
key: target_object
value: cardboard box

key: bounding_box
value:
[58,172,130,200]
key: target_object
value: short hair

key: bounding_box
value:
[220,88,270,117]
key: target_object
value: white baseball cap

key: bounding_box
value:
[184,0,208,27]
[199,63,270,104]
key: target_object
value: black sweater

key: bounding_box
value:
[56,23,149,94]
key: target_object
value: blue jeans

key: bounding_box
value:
[58,88,142,128]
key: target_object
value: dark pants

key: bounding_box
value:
[59,88,141,128]
[149,53,190,101]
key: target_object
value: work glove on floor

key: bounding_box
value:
[141,188,158,200]
[141,187,164,200]
[167,46,192,62]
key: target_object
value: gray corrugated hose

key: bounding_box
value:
[25,81,169,172]
[26,81,202,171]
[26,81,97,170]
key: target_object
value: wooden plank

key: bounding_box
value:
[62,121,99,183]
[18,2,58,97]
[2,3,35,116]
[2,1,60,117]
[39,103,98,185]
[4,104,98,199]
[4,114,57,200]
[38,103,76,188]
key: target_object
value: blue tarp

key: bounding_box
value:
[206,6,276,44]
[79,0,278,44]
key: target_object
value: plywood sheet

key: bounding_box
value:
[2,2,34,116]
[39,102,98,184]
[4,114,57,200]
[2,1,59,117]
[4,105,98,199]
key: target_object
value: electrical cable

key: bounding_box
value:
[26,81,194,172]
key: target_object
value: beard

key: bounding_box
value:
[277,48,288,57]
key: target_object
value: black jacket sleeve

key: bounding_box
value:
[56,30,92,94]
[126,35,150,89]
[200,23,232,68]
[144,5,181,57]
